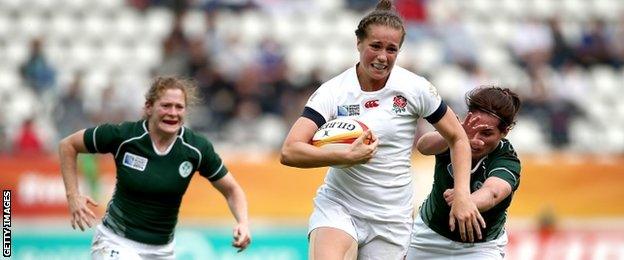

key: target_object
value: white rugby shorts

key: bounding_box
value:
[91,224,176,260]
[406,215,507,260]
[309,191,413,259]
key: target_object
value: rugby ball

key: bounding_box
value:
[311,118,371,151]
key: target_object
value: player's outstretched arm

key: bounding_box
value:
[432,109,485,242]
[59,129,98,231]
[280,117,377,168]
[444,177,513,212]
[211,174,251,252]
[416,131,447,155]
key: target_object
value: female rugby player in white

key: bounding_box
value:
[280,0,484,259]
[59,76,251,259]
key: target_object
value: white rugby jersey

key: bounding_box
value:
[303,64,447,222]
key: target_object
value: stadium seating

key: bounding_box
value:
[2,0,623,153]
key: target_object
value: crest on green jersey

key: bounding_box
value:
[179,161,193,178]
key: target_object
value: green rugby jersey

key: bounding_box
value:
[419,139,521,242]
[83,120,228,245]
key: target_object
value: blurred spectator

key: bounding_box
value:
[576,18,614,67]
[13,117,45,156]
[128,0,151,11]
[257,38,286,84]
[522,64,583,148]
[137,0,190,14]
[396,0,430,42]
[550,62,590,107]
[457,63,489,113]
[223,98,286,150]
[609,14,624,67]
[53,73,92,140]
[188,38,211,78]
[511,17,553,69]
[546,63,585,148]
[213,35,254,80]
[256,38,291,115]
[0,94,9,154]
[93,83,129,124]
[280,68,324,125]
[548,17,575,70]
[262,63,294,116]
[535,206,558,260]
[223,99,263,147]
[253,0,315,15]
[202,9,226,60]
[192,69,237,133]
[0,130,8,154]
[396,0,427,22]
[438,12,477,68]
[233,65,262,100]
[520,66,551,134]
[20,38,57,110]
[200,0,257,12]
[156,15,191,76]
[346,0,378,12]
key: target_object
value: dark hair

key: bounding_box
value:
[143,76,199,118]
[466,86,521,133]
[355,0,406,46]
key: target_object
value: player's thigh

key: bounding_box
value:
[308,191,359,259]
[308,192,358,243]
[309,227,357,260]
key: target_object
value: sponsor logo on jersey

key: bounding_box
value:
[364,99,379,108]
[122,152,148,171]
[392,95,407,113]
[337,105,360,116]
[179,161,193,178]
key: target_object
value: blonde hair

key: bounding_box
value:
[355,0,406,46]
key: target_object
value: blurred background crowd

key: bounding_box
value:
[4,1,624,258]
[1,0,624,156]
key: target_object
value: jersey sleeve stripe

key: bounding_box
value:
[114,132,148,159]
[302,106,326,128]
[424,100,447,124]
[92,126,100,153]
[206,162,225,179]
[488,167,517,183]
[179,137,202,165]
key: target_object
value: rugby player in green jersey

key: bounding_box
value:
[59,76,251,259]
[407,86,522,259]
